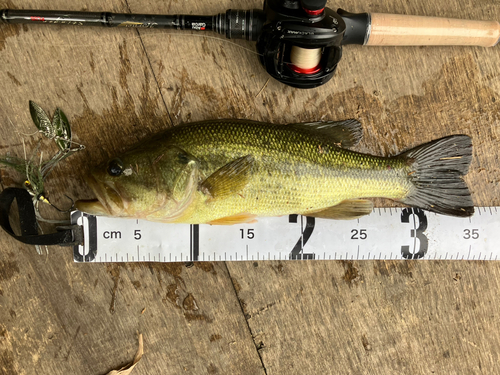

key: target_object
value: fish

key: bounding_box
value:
[75,119,474,224]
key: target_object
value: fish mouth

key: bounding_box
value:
[75,174,124,216]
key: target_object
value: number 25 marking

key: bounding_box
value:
[351,229,367,240]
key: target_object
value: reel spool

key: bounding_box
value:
[256,0,345,89]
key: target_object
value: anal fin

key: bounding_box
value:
[304,199,373,220]
[208,213,257,225]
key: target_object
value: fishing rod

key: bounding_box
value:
[1,0,499,89]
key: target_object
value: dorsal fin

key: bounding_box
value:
[287,119,363,148]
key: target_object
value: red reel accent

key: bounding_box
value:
[303,7,324,16]
[288,64,321,75]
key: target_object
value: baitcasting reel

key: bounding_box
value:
[1,0,499,89]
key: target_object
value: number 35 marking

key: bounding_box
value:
[463,229,479,239]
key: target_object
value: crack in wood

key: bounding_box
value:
[225,263,268,375]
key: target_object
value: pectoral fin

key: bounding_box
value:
[200,155,255,199]
[287,119,362,148]
[208,213,257,225]
[304,199,374,220]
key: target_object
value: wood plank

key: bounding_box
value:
[0,1,264,374]
[227,259,500,374]
[0,237,265,374]
[0,0,499,374]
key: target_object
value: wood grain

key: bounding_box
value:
[367,14,500,47]
[0,0,499,374]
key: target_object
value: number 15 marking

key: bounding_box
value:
[240,229,255,239]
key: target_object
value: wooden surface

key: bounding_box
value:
[0,0,499,374]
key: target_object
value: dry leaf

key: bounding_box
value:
[107,334,144,375]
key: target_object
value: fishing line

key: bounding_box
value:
[12,31,265,58]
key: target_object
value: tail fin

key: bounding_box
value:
[400,135,474,217]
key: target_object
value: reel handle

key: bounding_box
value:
[366,13,500,47]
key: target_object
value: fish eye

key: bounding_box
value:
[177,152,190,164]
[107,158,124,176]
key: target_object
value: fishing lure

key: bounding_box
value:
[0,101,84,218]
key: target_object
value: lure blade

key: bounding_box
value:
[52,108,72,151]
[29,101,53,138]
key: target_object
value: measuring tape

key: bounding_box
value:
[70,207,499,263]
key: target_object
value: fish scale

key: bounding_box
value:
[148,120,410,222]
[76,119,473,223]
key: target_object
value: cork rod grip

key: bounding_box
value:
[365,13,500,47]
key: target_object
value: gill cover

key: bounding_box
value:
[78,145,201,220]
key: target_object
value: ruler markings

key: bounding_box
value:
[71,208,500,262]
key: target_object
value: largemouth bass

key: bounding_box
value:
[75,119,474,224]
